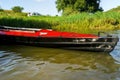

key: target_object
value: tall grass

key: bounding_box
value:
[54,12,120,33]
[0,11,120,33]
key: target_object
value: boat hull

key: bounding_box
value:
[0,35,118,52]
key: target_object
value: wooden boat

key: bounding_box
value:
[0,25,119,52]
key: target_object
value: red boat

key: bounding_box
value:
[0,26,119,52]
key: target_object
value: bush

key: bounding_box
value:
[11,6,24,13]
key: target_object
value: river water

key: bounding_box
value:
[0,31,120,80]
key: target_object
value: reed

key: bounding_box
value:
[0,11,120,33]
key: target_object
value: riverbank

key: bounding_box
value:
[0,11,120,33]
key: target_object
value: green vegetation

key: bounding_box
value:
[0,1,119,33]
[53,12,120,33]
[56,0,103,16]
[0,10,120,33]
[0,10,27,16]
[108,6,120,12]
[11,6,24,13]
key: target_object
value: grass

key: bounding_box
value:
[0,11,120,33]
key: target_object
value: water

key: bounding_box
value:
[0,31,120,80]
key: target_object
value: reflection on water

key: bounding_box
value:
[0,45,120,80]
[0,31,120,80]
[110,30,120,64]
[110,46,120,64]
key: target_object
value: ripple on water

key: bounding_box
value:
[0,43,120,80]
[0,51,22,72]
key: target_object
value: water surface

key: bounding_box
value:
[0,31,120,80]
